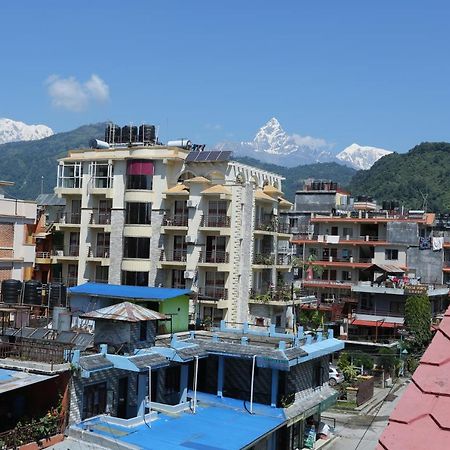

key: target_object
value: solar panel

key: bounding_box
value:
[186,151,232,163]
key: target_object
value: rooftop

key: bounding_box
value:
[69,283,192,301]
[378,306,450,449]
[80,302,167,322]
[0,368,55,394]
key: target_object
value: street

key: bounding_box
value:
[324,381,409,450]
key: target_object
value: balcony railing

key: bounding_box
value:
[199,250,229,264]
[58,212,81,224]
[292,234,383,243]
[36,251,51,259]
[88,246,110,258]
[277,223,291,234]
[90,211,111,225]
[255,218,277,232]
[250,286,293,302]
[200,215,231,228]
[0,340,72,364]
[276,254,292,265]
[354,308,404,318]
[162,214,188,227]
[253,253,275,265]
[53,246,79,257]
[160,249,187,262]
[199,286,228,300]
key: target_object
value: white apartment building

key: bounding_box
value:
[0,189,36,283]
[53,138,293,325]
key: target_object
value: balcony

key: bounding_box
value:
[292,234,386,245]
[57,212,81,225]
[35,251,52,264]
[199,286,228,300]
[302,280,354,290]
[249,286,293,304]
[277,223,291,234]
[255,217,277,232]
[200,215,231,228]
[159,249,187,263]
[90,211,111,225]
[276,254,292,265]
[352,281,449,297]
[87,246,110,259]
[162,214,188,227]
[199,250,230,264]
[253,253,275,265]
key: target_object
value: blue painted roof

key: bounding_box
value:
[69,283,191,301]
[77,398,284,450]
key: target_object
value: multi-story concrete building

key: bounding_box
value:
[290,187,450,342]
[0,184,36,283]
[53,130,293,326]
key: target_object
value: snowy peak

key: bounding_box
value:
[336,143,393,170]
[0,118,54,144]
[253,117,289,154]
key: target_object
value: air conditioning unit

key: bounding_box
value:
[184,270,196,279]
[185,235,196,244]
[187,200,197,208]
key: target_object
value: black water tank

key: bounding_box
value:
[138,124,156,143]
[23,280,42,306]
[104,124,121,143]
[1,279,22,304]
[122,126,138,144]
[49,283,67,307]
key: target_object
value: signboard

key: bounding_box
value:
[404,285,428,296]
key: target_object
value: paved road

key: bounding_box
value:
[324,382,408,450]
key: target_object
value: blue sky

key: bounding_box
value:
[2,0,450,152]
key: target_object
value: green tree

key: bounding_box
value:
[404,294,432,351]
[378,347,400,375]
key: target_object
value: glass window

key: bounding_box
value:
[385,249,399,260]
[121,271,149,286]
[139,321,148,341]
[91,161,113,188]
[126,160,154,190]
[172,269,185,288]
[58,162,83,188]
[123,237,150,259]
[82,382,107,420]
[95,266,109,283]
[125,203,152,225]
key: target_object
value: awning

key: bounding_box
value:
[370,264,405,273]
[164,184,189,195]
[201,184,232,196]
[255,190,277,203]
[351,319,401,329]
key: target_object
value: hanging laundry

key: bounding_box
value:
[326,235,340,244]
[419,237,431,250]
[317,235,324,242]
[432,236,444,251]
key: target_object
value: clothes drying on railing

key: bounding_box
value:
[419,236,431,250]
[432,236,444,251]
[325,235,340,244]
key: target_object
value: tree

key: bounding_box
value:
[404,294,432,351]
[378,347,400,375]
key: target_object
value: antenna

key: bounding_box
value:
[41,176,44,195]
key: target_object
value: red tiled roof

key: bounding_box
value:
[351,319,401,329]
[378,307,450,450]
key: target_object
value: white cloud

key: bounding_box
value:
[291,133,331,150]
[46,74,110,112]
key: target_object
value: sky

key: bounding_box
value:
[2,0,450,152]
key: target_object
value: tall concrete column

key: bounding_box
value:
[109,209,124,284]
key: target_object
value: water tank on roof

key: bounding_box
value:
[23,280,42,306]
[104,124,121,143]
[1,279,22,304]
[138,124,156,143]
[122,126,138,144]
[49,283,67,307]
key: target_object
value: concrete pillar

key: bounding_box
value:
[271,369,279,408]
[217,356,225,397]
[137,373,147,416]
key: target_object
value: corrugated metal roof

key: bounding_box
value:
[80,301,167,322]
[79,355,113,372]
[69,282,191,301]
[371,264,405,273]
[35,193,66,206]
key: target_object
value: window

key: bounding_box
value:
[164,366,181,394]
[172,269,185,289]
[95,266,109,283]
[343,227,353,238]
[122,271,149,286]
[126,160,154,190]
[67,264,78,286]
[313,362,323,388]
[95,233,110,257]
[58,162,82,188]
[90,161,113,188]
[342,271,352,281]
[385,249,399,260]
[125,202,151,225]
[123,237,150,259]
[139,321,148,341]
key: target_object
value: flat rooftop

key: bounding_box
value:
[0,367,55,394]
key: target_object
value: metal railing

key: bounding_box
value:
[199,286,228,300]
[199,250,229,264]
[200,215,231,228]
[253,253,275,265]
[58,212,81,224]
[160,249,187,262]
[88,246,110,258]
[354,309,404,318]
[53,246,79,257]
[255,217,277,232]
[36,251,51,259]
[277,223,291,234]
[0,340,71,364]
[90,211,111,225]
[162,214,188,227]
[276,254,292,265]
[292,234,383,242]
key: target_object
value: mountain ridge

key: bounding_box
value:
[0,118,53,144]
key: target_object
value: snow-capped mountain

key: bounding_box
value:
[0,118,54,144]
[336,143,393,170]
[215,118,334,167]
